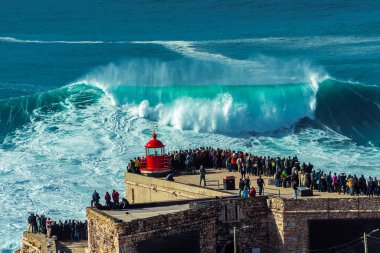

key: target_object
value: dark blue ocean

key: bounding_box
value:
[1,0,380,251]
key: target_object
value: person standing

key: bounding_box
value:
[231,153,237,172]
[112,189,120,205]
[31,213,37,233]
[105,192,112,207]
[36,215,41,233]
[332,173,338,192]
[134,157,140,172]
[244,177,251,189]
[91,190,100,207]
[241,163,246,179]
[27,214,33,233]
[199,165,206,186]
[226,156,232,172]
[239,178,245,196]
[242,186,249,198]
[41,215,47,234]
[339,173,347,194]
[292,172,299,200]
[275,170,281,187]
[46,218,52,238]
[257,176,265,196]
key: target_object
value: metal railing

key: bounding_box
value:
[206,179,220,189]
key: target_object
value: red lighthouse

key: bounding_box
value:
[140,132,171,176]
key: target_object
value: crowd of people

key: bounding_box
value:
[279,170,380,197]
[127,147,380,199]
[91,189,129,210]
[27,213,87,241]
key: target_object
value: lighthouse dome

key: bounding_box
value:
[145,132,165,148]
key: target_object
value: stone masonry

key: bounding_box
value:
[87,197,269,253]
[87,196,380,253]
[268,197,380,252]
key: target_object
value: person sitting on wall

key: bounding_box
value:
[199,165,206,186]
[94,202,109,210]
[120,198,130,209]
[166,173,174,181]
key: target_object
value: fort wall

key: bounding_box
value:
[87,208,124,253]
[124,172,231,203]
[87,197,269,253]
[18,232,56,253]
[269,197,380,252]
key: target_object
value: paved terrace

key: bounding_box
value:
[173,168,361,199]
[103,203,190,223]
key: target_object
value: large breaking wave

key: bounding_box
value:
[0,39,379,145]
[1,77,379,146]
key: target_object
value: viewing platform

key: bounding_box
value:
[126,167,362,201]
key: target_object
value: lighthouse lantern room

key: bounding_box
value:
[140,132,171,176]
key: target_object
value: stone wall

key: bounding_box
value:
[19,232,56,253]
[214,197,269,253]
[87,207,126,253]
[87,197,269,253]
[117,209,217,253]
[268,197,380,253]
[125,173,231,203]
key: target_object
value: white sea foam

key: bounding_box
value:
[125,89,313,133]
[132,36,380,49]
[2,35,380,47]
[76,42,326,89]
[0,36,110,44]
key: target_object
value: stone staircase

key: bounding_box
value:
[56,240,88,253]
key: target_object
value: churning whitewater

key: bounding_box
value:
[1,0,380,251]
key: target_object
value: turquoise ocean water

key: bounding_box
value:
[1,0,380,251]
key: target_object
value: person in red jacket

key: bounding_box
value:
[249,186,256,197]
[231,153,237,172]
[105,192,111,207]
[112,189,120,205]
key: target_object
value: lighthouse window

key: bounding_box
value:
[148,148,162,156]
